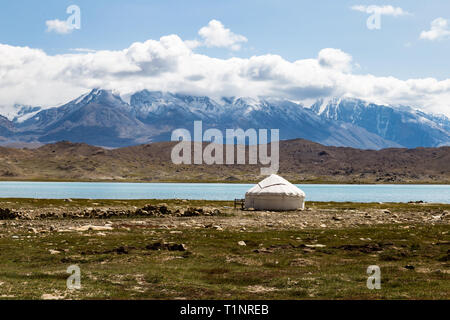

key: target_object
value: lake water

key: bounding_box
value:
[0,182,448,203]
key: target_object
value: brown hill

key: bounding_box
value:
[0,139,449,183]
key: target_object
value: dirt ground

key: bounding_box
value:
[1,199,449,232]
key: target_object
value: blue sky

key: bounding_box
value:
[1,0,449,79]
[0,0,449,115]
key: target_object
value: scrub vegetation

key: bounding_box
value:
[0,199,448,299]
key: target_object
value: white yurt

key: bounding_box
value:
[245,174,306,211]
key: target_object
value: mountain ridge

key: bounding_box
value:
[0,89,449,149]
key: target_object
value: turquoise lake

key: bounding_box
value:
[0,182,448,203]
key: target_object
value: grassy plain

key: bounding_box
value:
[0,200,448,299]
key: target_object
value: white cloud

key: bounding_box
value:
[318,48,353,72]
[69,48,97,53]
[351,5,411,16]
[45,19,73,34]
[198,20,248,51]
[184,39,202,49]
[420,17,450,41]
[0,35,450,117]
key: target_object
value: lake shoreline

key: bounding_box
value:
[1,198,450,215]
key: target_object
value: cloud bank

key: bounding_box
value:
[0,20,450,117]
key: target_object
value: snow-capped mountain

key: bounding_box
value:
[128,90,400,148]
[0,89,448,149]
[0,104,42,124]
[14,89,152,147]
[130,90,223,124]
[0,114,14,138]
[13,105,42,123]
[311,97,450,148]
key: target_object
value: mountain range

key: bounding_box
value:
[0,89,449,149]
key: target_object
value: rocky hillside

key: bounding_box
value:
[0,139,449,183]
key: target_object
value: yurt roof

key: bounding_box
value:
[246,174,305,197]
